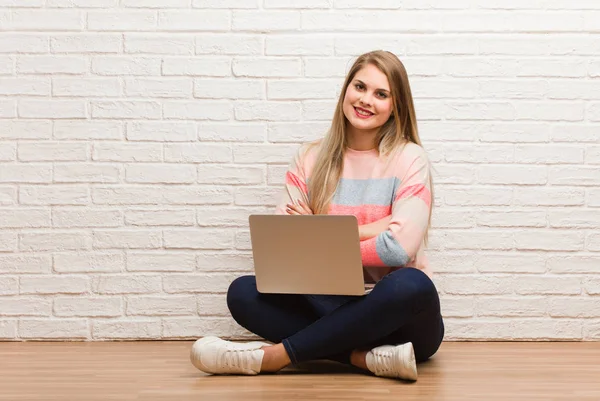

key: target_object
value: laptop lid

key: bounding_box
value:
[249,214,366,296]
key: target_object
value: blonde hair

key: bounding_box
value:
[307,50,434,245]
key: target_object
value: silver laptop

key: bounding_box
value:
[248,214,375,296]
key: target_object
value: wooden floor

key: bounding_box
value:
[0,341,599,401]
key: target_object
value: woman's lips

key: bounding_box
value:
[354,106,374,119]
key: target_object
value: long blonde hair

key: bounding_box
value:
[307,50,434,245]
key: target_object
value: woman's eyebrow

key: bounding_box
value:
[354,79,390,93]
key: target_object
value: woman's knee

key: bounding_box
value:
[375,268,439,310]
[226,275,257,316]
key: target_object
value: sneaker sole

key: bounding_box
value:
[400,342,418,381]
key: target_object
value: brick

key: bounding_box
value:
[233,11,300,31]
[478,165,547,185]
[54,163,120,183]
[440,296,474,317]
[586,146,600,164]
[198,294,229,316]
[17,56,86,74]
[92,101,161,119]
[127,252,196,272]
[125,78,192,98]
[54,252,124,273]
[19,319,88,339]
[266,36,333,56]
[126,164,196,184]
[267,79,339,100]
[432,165,476,185]
[52,208,122,228]
[549,166,600,186]
[87,11,157,31]
[197,165,264,185]
[9,10,82,31]
[125,209,195,227]
[265,0,329,7]
[514,230,584,251]
[445,101,515,120]
[92,185,232,205]
[589,233,600,251]
[163,101,232,120]
[0,209,50,229]
[53,78,122,97]
[0,165,51,184]
[233,57,301,77]
[0,186,16,206]
[439,230,514,250]
[0,121,51,140]
[549,210,600,228]
[549,298,600,318]
[235,101,301,121]
[437,275,513,295]
[198,123,266,142]
[234,187,280,206]
[0,277,18,296]
[54,297,122,317]
[235,230,251,250]
[0,299,51,317]
[302,100,338,121]
[197,206,268,226]
[0,321,16,339]
[303,57,352,77]
[0,255,51,274]
[479,79,548,99]
[93,142,162,162]
[47,0,117,6]
[196,252,253,272]
[164,273,239,293]
[125,34,194,55]
[93,230,162,249]
[514,187,585,206]
[164,229,235,250]
[127,121,196,142]
[193,0,258,7]
[476,297,547,317]
[20,231,92,252]
[162,317,253,339]
[158,11,230,31]
[51,34,121,53]
[443,144,514,163]
[196,34,262,55]
[233,144,297,163]
[92,320,161,340]
[513,275,581,295]
[514,144,584,164]
[162,57,230,76]
[0,34,48,53]
[0,78,50,96]
[194,79,263,99]
[0,143,15,161]
[164,143,232,163]
[476,253,546,273]
[20,276,89,295]
[477,210,547,228]
[18,142,88,162]
[19,100,86,119]
[515,102,584,121]
[54,121,123,140]
[123,0,188,7]
[20,185,89,206]
[267,122,328,143]
[302,11,439,32]
[126,296,196,316]
[548,255,600,274]
[92,56,161,76]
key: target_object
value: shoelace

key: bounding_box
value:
[220,347,255,372]
[372,350,394,374]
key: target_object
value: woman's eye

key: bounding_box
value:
[377,92,387,98]
[355,84,364,90]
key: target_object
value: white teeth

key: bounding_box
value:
[356,108,373,116]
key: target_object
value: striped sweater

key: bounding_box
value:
[275,141,433,282]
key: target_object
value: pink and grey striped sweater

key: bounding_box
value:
[275,141,433,282]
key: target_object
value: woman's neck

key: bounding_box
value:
[346,125,378,151]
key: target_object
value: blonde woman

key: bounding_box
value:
[190,50,444,381]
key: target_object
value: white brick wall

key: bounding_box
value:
[0,1,598,342]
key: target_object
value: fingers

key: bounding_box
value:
[286,199,313,215]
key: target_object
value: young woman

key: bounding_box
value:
[190,50,444,381]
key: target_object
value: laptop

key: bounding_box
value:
[248,214,375,296]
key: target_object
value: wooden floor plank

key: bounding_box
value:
[0,341,599,401]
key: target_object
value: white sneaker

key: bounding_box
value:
[365,342,418,381]
[190,336,270,375]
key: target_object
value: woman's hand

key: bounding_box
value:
[286,199,313,215]
[359,215,392,241]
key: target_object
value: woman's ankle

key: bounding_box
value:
[260,343,292,372]
[350,349,369,370]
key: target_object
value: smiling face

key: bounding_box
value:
[342,63,394,145]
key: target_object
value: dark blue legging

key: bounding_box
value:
[226,267,444,365]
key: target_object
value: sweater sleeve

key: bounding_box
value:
[360,153,432,267]
[274,145,310,215]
